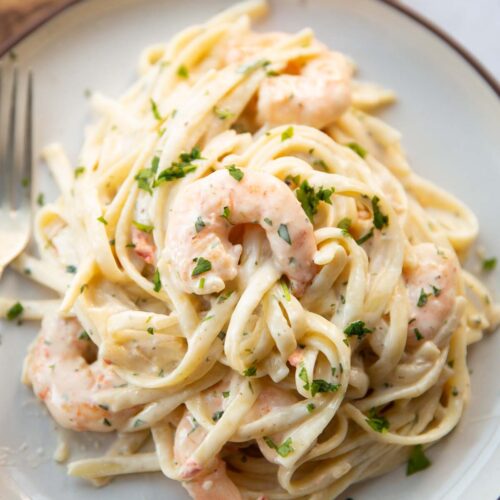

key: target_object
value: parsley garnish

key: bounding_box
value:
[298,366,310,390]
[306,403,315,413]
[482,257,497,271]
[227,165,244,182]
[417,289,429,307]
[214,107,234,120]
[152,268,162,292]
[281,126,294,142]
[6,302,23,321]
[264,217,273,226]
[346,142,367,158]
[414,328,423,341]
[154,147,201,185]
[37,193,45,206]
[195,216,206,233]
[66,265,77,274]
[212,410,224,422]
[278,224,291,245]
[337,217,352,236]
[263,436,294,457]
[177,65,189,78]
[366,408,389,433]
[243,366,257,377]
[280,280,291,302]
[192,257,212,276]
[356,228,374,245]
[406,445,431,475]
[217,291,233,303]
[79,331,91,341]
[221,206,231,220]
[150,98,162,121]
[344,320,372,339]
[199,277,205,289]
[310,379,340,397]
[132,220,154,233]
[296,180,334,221]
[135,156,160,194]
[97,215,108,225]
[147,327,154,335]
[222,391,230,398]
[74,166,86,178]
[372,196,389,229]
[103,418,112,427]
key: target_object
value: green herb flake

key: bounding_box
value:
[310,379,340,397]
[372,196,389,230]
[278,224,292,245]
[221,206,231,220]
[37,193,45,207]
[132,220,154,233]
[227,165,244,182]
[177,65,189,79]
[135,156,160,194]
[281,126,294,142]
[6,302,23,321]
[97,215,108,225]
[344,320,372,339]
[417,289,429,308]
[133,418,145,428]
[306,403,316,413]
[217,291,233,303]
[414,328,424,341]
[298,366,310,391]
[356,228,374,245]
[74,166,86,178]
[280,280,291,302]
[212,410,224,422]
[103,418,112,427]
[346,142,367,158]
[264,436,294,457]
[482,257,497,271]
[79,331,91,341]
[192,257,212,277]
[199,277,205,289]
[296,180,334,221]
[366,408,390,433]
[406,445,431,476]
[152,268,162,292]
[222,391,230,398]
[264,217,273,226]
[243,366,257,377]
[154,147,201,185]
[66,265,77,274]
[150,98,162,121]
[214,107,234,120]
[194,216,206,233]
[147,327,154,335]
[337,217,352,236]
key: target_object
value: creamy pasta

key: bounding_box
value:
[2,1,499,498]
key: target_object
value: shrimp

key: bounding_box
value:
[25,313,136,432]
[166,168,317,296]
[174,410,242,500]
[131,225,156,264]
[404,243,459,347]
[256,52,352,129]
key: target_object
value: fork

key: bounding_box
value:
[0,67,33,279]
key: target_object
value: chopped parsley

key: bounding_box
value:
[482,257,497,271]
[132,220,154,233]
[263,436,294,457]
[195,216,206,233]
[431,285,441,297]
[310,379,340,397]
[133,419,145,428]
[79,331,91,341]
[217,291,233,303]
[278,224,291,245]
[372,196,389,230]
[280,280,291,302]
[6,302,23,321]
[337,217,352,236]
[221,206,231,221]
[306,403,316,413]
[199,277,205,289]
[192,257,212,276]
[417,289,429,308]
[243,366,257,377]
[296,180,334,221]
[281,126,294,142]
[406,445,431,475]
[74,166,86,178]
[97,215,108,225]
[366,408,389,433]
[227,165,244,182]
[414,328,424,341]
[212,410,224,422]
[264,217,273,226]
[356,228,374,245]
[103,418,112,427]
[154,147,201,186]
[135,156,160,194]
[37,193,45,206]
[346,142,367,158]
[152,268,162,292]
[214,107,234,120]
[150,98,162,121]
[146,327,154,335]
[222,391,230,398]
[177,65,189,78]
[344,320,372,340]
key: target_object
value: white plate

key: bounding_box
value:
[0,1,499,499]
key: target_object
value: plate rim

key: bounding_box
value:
[0,0,499,97]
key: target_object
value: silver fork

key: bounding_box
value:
[0,67,33,279]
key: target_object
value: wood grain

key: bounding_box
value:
[0,0,76,55]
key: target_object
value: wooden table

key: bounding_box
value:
[0,0,76,55]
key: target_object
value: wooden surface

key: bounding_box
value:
[0,0,75,55]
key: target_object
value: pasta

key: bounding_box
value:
[2,1,498,498]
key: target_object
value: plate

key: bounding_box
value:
[0,1,499,499]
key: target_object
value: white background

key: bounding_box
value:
[402,0,500,80]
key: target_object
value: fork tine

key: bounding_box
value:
[6,68,18,209]
[20,71,33,207]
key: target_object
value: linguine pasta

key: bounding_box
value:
[2,1,499,498]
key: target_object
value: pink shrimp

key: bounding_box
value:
[405,243,459,347]
[131,225,156,264]
[174,410,242,500]
[25,313,137,431]
[166,168,317,296]
[256,52,352,129]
